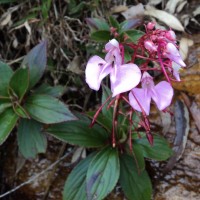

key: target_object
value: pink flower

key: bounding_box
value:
[171,61,185,81]
[129,72,173,115]
[85,39,141,97]
[164,43,186,67]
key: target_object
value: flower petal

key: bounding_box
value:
[165,43,186,67]
[110,63,141,97]
[129,88,151,115]
[152,81,174,111]
[85,55,108,90]
[105,39,119,51]
[172,62,182,81]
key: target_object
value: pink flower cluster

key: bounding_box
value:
[144,23,186,81]
[85,23,186,116]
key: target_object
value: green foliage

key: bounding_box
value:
[34,83,65,97]
[0,61,13,96]
[0,108,18,145]
[24,94,76,124]
[46,120,108,147]
[86,18,110,32]
[119,154,152,200]
[135,135,173,161]
[90,30,111,42]
[86,147,120,200]
[63,153,96,200]
[9,67,29,102]
[101,85,113,118]
[122,29,144,43]
[21,40,47,89]
[0,41,76,160]
[132,143,145,172]
[109,16,120,29]
[18,119,47,158]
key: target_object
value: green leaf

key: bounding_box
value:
[132,143,145,172]
[135,135,173,161]
[91,30,111,42]
[9,67,29,101]
[18,119,47,158]
[24,94,76,124]
[69,1,86,15]
[86,18,110,31]
[21,41,47,88]
[119,154,152,200]
[0,61,13,96]
[124,50,131,63]
[0,108,18,145]
[86,111,112,132]
[63,152,96,200]
[101,85,113,119]
[34,83,65,97]
[109,16,120,29]
[123,29,144,43]
[46,120,108,147]
[86,147,120,200]
[0,102,12,114]
[13,104,30,118]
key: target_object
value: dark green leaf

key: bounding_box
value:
[24,94,76,124]
[124,51,131,63]
[86,111,112,132]
[46,120,109,147]
[9,67,29,101]
[13,104,30,118]
[34,83,65,97]
[86,18,110,31]
[18,119,47,158]
[132,143,145,172]
[21,41,47,88]
[0,102,12,114]
[119,154,152,200]
[0,108,18,145]
[86,147,120,200]
[91,30,111,42]
[135,135,173,161]
[101,85,113,119]
[0,61,13,96]
[123,29,144,43]
[63,152,96,200]
[109,16,120,29]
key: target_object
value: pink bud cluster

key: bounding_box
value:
[143,22,186,81]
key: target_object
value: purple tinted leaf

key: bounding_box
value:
[22,40,47,88]
[120,18,142,32]
[85,18,110,31]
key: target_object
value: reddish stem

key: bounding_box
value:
[90,95,112,127]
[112,94,120,147]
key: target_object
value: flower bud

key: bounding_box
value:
[165,30,176,41]
[147,22,155,30]
[144,40,157,52]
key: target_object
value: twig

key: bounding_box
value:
[0,150,74,199]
